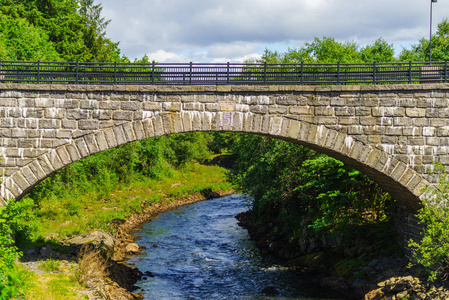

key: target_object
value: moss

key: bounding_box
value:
[333,257,367,277]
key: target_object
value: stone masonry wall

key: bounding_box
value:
[0,83,449,210]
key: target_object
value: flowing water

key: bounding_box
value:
[128,194,347,299]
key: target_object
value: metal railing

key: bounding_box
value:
[0,60,447,85]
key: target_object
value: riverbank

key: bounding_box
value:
[15,163,235,299]
[236,211,449,300]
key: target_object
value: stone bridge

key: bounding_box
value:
[1,83,449,216]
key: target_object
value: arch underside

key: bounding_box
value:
[0,112,429,212]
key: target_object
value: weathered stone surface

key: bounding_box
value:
[1,84,449,231]
[67,230,115,258]
[125,243,139,254]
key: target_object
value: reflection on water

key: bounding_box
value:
[128,194,347,300]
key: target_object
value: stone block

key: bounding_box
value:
[62,120,77,129]
[250,105,268,114]
[315,107,334,116]
[289,106,314,115]
[162,102,181,112]
[268,117,283,136]
[99,101,121,110]
[65,144,81,162]
[121,101,141,111]
[56,147,72,166]
[268,105,288,114]
[391,162,407,181]
[75,139,90,158]
[205,103,220,112]
[36,98,54,108]
[80,100,98,109]
[113,126,127,146]
[406,108,426,117]
[316,116,337,125]
[399,168,415,186]
[38,119,60,129]
[348,141,364,160]
[122,123,136,142]
[385,127,403,136]
[79,120,99,130]
[153,116,165,136]
[323,129,338,149]
[84,135,100,154]
[113,111,133,121]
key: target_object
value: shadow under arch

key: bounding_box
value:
[1,111,429,212]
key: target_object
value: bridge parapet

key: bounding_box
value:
[1,83,449,211]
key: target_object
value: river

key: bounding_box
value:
[128,194,347,299]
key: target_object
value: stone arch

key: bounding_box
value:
[1,111,429,212]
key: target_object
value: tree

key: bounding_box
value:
[78,0,121,62]
[360,38,396,62]
[400,19,449,62]
[304,37,362,63]
[0,0,122,62]
[0,15,61,61]
[409,163,449,281]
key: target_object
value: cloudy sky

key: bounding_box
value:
[101,0,449,63]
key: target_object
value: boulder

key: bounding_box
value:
[67,230,115,258]
[364,288,384,300]
[125,243,139,254]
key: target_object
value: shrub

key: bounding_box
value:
[409,163,449,281]
[0,198,36,299]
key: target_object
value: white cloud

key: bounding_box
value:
[100,0,449,62]
[147,50,187,63]
[207,42,260,59]
[210,53,263,64]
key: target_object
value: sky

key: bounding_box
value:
[100,0,449,63]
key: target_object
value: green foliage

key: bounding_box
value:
[0,265,25,300]
[28,133,213,203]
[0,15,61,61]
[257,36,395,64]
[400,19,449,62]
[229,133,394,252]
[0,198,36,275]
[409,163,449,281]
[360,38,396,62]
[0,0,123,62]
[0,198,36,299]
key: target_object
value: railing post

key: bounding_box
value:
[37,60,40,84]
[189,62,193,85]
[409,61,412,84]
[152,61,155,84]
[373,62,376,85]
[113,62,117,85]
[445,61,448,83]
[263,62,267,84]
[76,61,79,84]
[227,62,230,85]
[337,62,340,85]
[300,62,303,84]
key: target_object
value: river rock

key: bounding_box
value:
[125,243,139,254]
[39,245,62,259]
[364,288,385,300]
[261,286,279,296]
[67,230,115,258]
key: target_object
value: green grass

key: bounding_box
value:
[38,259,61,273]
[14,162,234,299]
[22,162,234,243]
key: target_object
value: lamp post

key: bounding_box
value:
[429,0,437,62]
